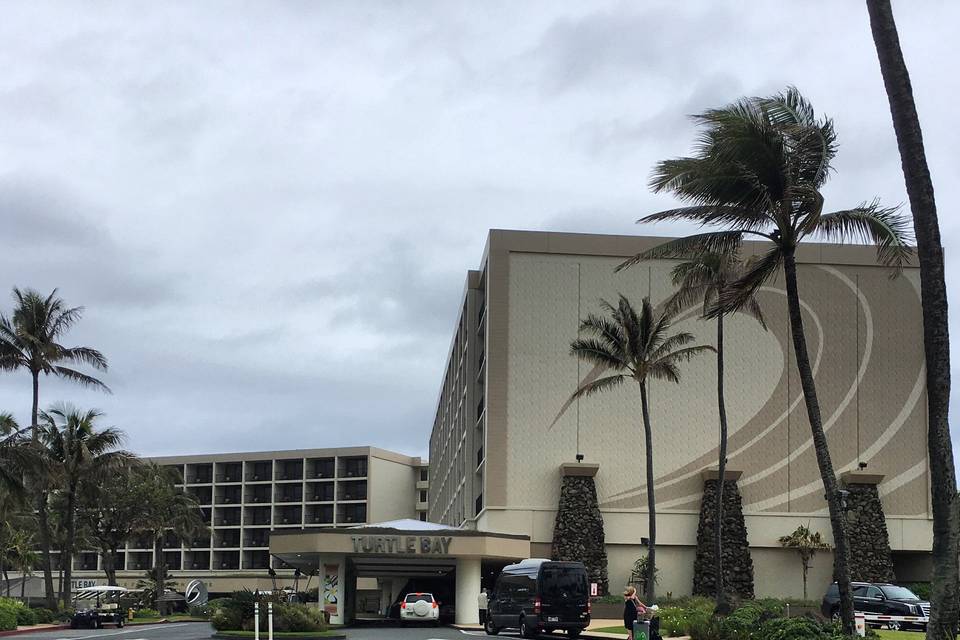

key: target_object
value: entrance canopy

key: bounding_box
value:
[270,519,530,572]
[269,519,530,626]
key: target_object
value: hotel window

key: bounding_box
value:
[419,490,427,502]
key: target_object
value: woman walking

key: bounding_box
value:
[623,586,647,640]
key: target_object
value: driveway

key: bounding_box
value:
[8,622,215,640]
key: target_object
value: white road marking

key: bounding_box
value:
[56,623,190,640]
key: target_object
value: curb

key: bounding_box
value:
[0,626,67,637]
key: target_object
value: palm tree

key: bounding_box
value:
[569,295,712,602]
[137,463,207,614]
[636,88,912,633]
[7,527,38,599]
[39,405,130,606]
[778,523,831,602]
[619,252,764,605]
[865,4,957,638]
[0,413,31,501]
[0,288,110,439]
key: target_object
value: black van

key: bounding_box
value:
[485,558,590,638]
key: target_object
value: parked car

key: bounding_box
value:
[400,592,440,626]
[821,582,930,631]
[486,558,590,638]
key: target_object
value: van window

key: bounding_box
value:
[540,566,588,599]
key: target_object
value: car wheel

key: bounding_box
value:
[831,608,841,623]
[888,621,902,631]
[485,617,500,635]
[520,616,535,638]
[69,620,78,629]
[118,618,125,628]
[568,629,582,638]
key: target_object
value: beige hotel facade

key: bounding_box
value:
[428,229,932,598]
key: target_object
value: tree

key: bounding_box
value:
[137,463,207,615]
[0,288,110,609]
[0,414,31,504]
[636,88,912,633]
[78,460,150,586]
[779,524,831,601]
[569,295,712,602]
[620,252,765,605]
[39,405,130,606]
[5,526,38,599]
[135,567,177,611]
[865,3,957,639]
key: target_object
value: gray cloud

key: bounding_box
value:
[0,0,957,465]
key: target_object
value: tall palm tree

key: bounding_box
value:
[39,405,130,606]
[619,252,765,605]
[635,87,912,633]
[137,462,207,614]
[0,413,31,500]
[865,4,957,638]
[0,288,110,440]
[569,295,712,602]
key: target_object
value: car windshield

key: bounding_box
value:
[540,567,587,599]
[881,586,919,600]
[405,594,434,603]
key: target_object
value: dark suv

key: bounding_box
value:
[821,582,930,631]
[486,559,590,638]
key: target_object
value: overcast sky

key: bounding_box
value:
[1,1,958,460]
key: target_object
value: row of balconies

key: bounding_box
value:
[167,456,368,485]
[33,549,275,572]
[185,479,367,505]
[193,503,366,528]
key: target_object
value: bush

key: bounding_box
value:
[758,615,843,640]
[210,606,243,631]
[274,603,327,632]
[686,614,723,640]
[188,604,209,619]
[0,598,32,630]
[659,606,711,637]
[15,606,37,626]
[134,608,159,618]
[32,607,55,624]
[0,607,16,632]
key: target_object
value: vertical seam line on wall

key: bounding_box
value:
[577,262,582,458]
[856,273,861,462]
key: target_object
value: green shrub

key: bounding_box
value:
[32,607,55,624]
[210,606,243,631]
[0,608,16,632]
[15,606,37,626]
[686,614,723,640]
[188,604,209,619]
[758,615,842,640]
[658,606,711,637]
[274,603,327,632]
[134,607,159,618]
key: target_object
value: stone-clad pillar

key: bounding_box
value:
[455,558,481,625]
[692,469,754,599]
[841,472,895,583]
[551,462,609,595]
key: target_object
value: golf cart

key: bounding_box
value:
[71,585,131,629]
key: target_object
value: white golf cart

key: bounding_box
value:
[71,585,132,629]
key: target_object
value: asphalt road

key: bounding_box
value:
[17,622,538,640]
[17,622,216,640]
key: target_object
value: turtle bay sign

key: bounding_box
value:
[351,535,452,555]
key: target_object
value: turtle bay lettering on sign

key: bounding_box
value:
[350,535,452,555]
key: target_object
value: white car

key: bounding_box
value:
[400,592,440,625]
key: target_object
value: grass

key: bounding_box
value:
[877,630,926,639]
[592,626,628,635]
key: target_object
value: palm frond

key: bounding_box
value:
[617,231,748,272]
[814,202,914,274]
[51,367,112,393]
[569,338,627,371]
[57,346,108,371]
[570,374,627,399]
[655,344,716,366]
[711,246,783,318]
[649,332,696,362]
[646,361,681,384]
